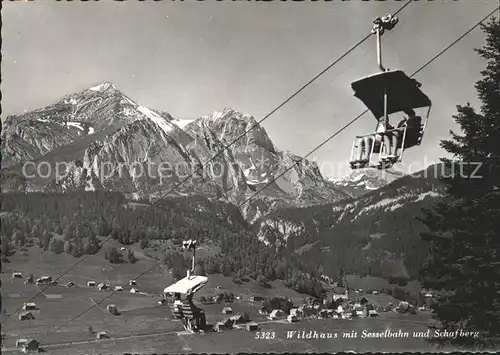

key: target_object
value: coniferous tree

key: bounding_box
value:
[108,247,123,264]
[49,238,64,254]
[195,262,206,276]
[419,18,500,349]
[140,238,149,249]
[1,235,11,258]
[63,226,73,241]
[83,236,99,255]
[172,267,184,281]
[64,240,73,255]
[127,250,138,264]
[72,238,84,257]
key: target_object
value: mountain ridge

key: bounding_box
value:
[1,83,352,221]
[255,163,446,280]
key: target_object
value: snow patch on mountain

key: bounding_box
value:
[64,97,78,105]
[351,173,365,183]
[328,168,406,192]
[390,203,404,211]
[137,105,174,135]
[172,118,196,129]
[212,111,225,120]
[123,107,137,117]
[121,97,137,106]
[66,122,84,130]
[246,178,270,186]
[89,82,117,92]
[350,195,405,220]
[351,190,442,221]
[415,191,441,201]
[258,234,271,246]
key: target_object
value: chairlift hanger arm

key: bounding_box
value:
[371,13,399,72]
[355,13,432,120]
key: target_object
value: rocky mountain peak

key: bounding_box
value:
[205,108,249,120]
[87,81,119,93]
[1,84,356,220]
[328,167,406,196]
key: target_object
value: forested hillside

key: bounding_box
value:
[257,165,445,281]
[0,165,446,295]
[0,191,327,298]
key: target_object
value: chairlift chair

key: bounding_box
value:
[348,13,432,170]
[163,239,208,333]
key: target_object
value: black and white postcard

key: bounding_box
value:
[1,0,499,353]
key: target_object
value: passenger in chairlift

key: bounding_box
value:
[403,109,422,136]
[387,109,422,157]
[173,293,183,311]
[357,118,393,162]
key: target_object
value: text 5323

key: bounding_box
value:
[255,331,276,339]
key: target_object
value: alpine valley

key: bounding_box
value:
[1,82,443,287]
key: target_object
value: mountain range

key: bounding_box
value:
[1,82,354,222]
[1,82,443,280]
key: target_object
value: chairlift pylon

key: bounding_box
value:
[349,13,432,170]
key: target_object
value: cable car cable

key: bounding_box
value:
[38,5,499,340]
[292,16,408,115]
[1,0,415,326]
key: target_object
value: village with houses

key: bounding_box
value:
[4,266,435,354]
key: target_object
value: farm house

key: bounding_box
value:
[96,332,109,339]
[229,315,245,325]
[268,309,283,319]
[22,302,36,311]
[214,318,233,332]
[246,322,259,331]
[258,306,268,315]
[250,295,265,302]
[332,289,349,302]
[19,312,36,321]
[36,277,51,285]
[107,305,119,315]
[98,283,110,291]
[298,306,315,317]
[22,339,39,353]
[16,339,28,347]
[289,308,303,318]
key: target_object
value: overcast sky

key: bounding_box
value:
[2,0,498,177]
